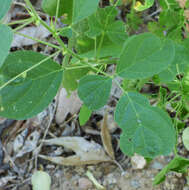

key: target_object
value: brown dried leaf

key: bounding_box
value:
[176,0,186,8]
[184,9,189,20]
[100,113,115,160]
[55,88,82,124]
[40,137,111,165]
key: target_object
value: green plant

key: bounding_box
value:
[1,0,189,185]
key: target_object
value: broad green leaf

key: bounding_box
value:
[0,51,63,119]
[62,67,89,93]
[182,127,189,151]
[76,34,124,58]
[159,44,189,82]
[42,0,73,23]
[154,156,189,185]
[86,6,118,38]
[78,75,112,110]
[134,0,154,11]
[0,0,12,20]
[0,24,13,67]
[114,92,176,158]
[32,171,51,190]
[72,0,100,24]
[116,33,175,79]
[79,104,92,125]
[106,21,127,44]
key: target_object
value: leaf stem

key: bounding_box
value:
[24,0,84,62]
[8,18,33,25]
[14,31,62,50]
[12,18,34,32]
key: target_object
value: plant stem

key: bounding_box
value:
[8,18,32,25]
[14,31,62,50]
[24,0,84,61]
[13,18,34,32]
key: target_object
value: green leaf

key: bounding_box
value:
[76,34,124,58]
[114,92,176,158]
[0,51,63,119]
[116,33,175,79]
[62,67,89,93]
[78,75,112,110]
[72,0,100,24]
[159,44,189,82]
[73,11,127,58]
[42,0,73,23]
[86,7,127,44]
[159,0,180,9]
[134,0,154,11]
[106,21,127,44]
[154,156,189,185]
[0,24,13,67]
[59,27,72,38]
[0,0,12,20]
[182,127,189,151]
[86,6,118,38]
[79,104,92,125]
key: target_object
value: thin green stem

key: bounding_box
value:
[15,31,62,50]
[13,18,33,32]
[0,50,62,91]
[54,0,60,28]
[96,0,120,58]
[8,18,32,25]
[24,0,83,61]
[62,36,75,66]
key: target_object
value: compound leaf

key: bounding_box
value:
[0,51,63,119]
[0,0,12,20]
[0,24,13,67]
[78,75,112,110]
[114,92,176,158]
[116,33,175,79]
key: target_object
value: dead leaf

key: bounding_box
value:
[100,113,115,160]
[55,88,82,125]
[39,137,111,165]
[184,9,189,20]
[14,130,40,158]
[176,0,186,8]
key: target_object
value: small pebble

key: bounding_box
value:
[151,162,163,170]
[78,177,93,190]
[131,154,146,169]
[130,179,140,189]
